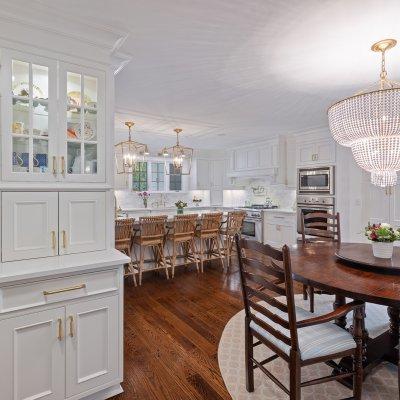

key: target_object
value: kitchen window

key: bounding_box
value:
[131,160,182,192]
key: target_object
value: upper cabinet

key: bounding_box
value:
[296,137,336,167]
[1,50,106,183]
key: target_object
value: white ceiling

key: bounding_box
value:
[38,0,400,149]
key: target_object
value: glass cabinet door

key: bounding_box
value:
[1,51,57,181]
[60,64,105,182]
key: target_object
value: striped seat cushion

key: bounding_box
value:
[249,305,355,361]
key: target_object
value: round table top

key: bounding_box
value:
[289,242,400,308]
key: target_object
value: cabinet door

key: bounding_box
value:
[59,63,105,183]
[196,159,210,189]
[66,296,119,397]
[246,148,259,169]
[263,222,282,247]
[315,138,336,164]
[280,224,296,246]
[234,150,247,170]
[258,143,272,168]
[210,189,223,206]
[59,192,106,255]
[2,192,58,262]
[1,50,58,182]
[211,160,224,189]
[0,307,65,400]
[297,142,315,165]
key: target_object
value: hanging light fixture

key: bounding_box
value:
[161,128,193,175]
[115,121,149,174]
[328,39,400,188]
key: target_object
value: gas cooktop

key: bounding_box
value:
[241,205,279,210]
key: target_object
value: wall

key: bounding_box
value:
[115,189,210,210]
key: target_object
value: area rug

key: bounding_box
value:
[218,294,397,400]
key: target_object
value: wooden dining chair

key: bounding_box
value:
[132,215,168,285]
[165,214,199,277]
[236,236,364,400]
[115,218,136,286]
[195,212,224,272]
[219,210,246,269]
[301,211,341,313]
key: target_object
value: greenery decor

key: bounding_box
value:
[365,222,400,243]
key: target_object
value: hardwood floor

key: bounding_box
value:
[113,261,242,400]
[112,259,302,400]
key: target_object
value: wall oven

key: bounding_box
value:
[298,166,335,194]
[296,195,335,233]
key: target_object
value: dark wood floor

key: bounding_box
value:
[113,261,242,400]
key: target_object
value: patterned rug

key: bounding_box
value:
[218,294,398,400]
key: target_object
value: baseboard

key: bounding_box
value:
[80,384,123,400]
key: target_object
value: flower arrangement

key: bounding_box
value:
[365,222,400,242]
[175,200,188,214]
[192,196,202,207]
[138,191,150,208]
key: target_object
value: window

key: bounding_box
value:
[169,163,182,191]
[132,162,148,191]
[150,162,164,191]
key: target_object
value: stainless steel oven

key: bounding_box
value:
[296,195,335,233]
[298,166,335,194]
[239,210,263,242]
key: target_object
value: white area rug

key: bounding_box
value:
[218,294,398,400]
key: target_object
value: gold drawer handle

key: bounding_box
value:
[57,318,63,341]
[62,230,67,248]
[43,284,86,296]
[68,315,74,338]
[52,156,57,175]
[61,156,65,176]
[51,231,56,250]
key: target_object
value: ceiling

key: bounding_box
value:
[38,0,400,149]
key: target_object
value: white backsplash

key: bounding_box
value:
[244,181,296,209]
[115,190,210,210]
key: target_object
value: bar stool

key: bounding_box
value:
[301,211,341,312]
[132,215,168,285]
[165,214,199,278]
[115,218,136,286]
[195,212,224,272]
[219,210,246,269]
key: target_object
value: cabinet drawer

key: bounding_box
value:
[264,213,295,226]
[0,269,119,313]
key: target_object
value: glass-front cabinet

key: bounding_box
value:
[1,50,105,183]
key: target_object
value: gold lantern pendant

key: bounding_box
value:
[163,128,193,176]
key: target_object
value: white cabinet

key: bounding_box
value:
[196,158,210,189]
[66,296,119,397]
[263,211,297,248]
[59,192,106,255]
[2,192,59,261]
[0,307,65,400]
[1,50,106,183]
[296,138,336,166]
[2,191,106,262]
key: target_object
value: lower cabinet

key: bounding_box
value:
[263,212,297,248]
[0,295,119,400]
[2,191,106,262]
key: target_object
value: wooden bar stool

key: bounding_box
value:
[219,210,246,269]
[115,218,136,286]
[300,211,341,312]
[195,212,224,272]
[132,215,168,285]
[165,214,199,278]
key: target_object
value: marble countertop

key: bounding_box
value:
[261,208,297,214]
[120,206,236,212]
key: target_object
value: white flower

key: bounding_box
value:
[381,222,391,228]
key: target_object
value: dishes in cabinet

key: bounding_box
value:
[12,82,44,98]
[12,122,24,134]
[77,122,94,140]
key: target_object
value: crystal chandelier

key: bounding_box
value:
[161,128,193,175]
[115,121,149,174]
[328,39,400,188]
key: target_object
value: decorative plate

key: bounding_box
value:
[76,122,95,140]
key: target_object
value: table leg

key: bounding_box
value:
[387,307,400,398]
[334,294,347,328]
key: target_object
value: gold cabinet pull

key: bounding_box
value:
[57,318,63,340]
[51,231,56,250]
[68,315,74,338]
[52,156,57,175]
[61,156,65,176]
[62,230,67,248]
[43,283,86,296]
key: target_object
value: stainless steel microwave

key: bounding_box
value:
[298,166,335,194]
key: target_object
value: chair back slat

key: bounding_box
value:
[226,210,246,235]
[115,218,134,241]
[236,237,299,352]
[301,212,341,243]
[172,214,198,235]
[198,212,222,234]
[139,215,167,239]
[244,285,288,313]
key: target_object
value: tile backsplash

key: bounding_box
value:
[115,190,210,210]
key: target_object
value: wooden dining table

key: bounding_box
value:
[289,241,400,392]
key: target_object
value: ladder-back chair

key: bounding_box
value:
[115,218,136,286]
